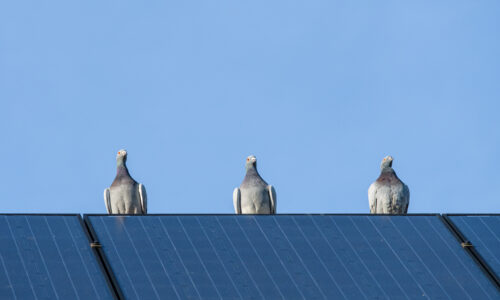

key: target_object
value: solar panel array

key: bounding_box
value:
[87,215,500,300]
[0,215,114,300]
[447,215,500,283]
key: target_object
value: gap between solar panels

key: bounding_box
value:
[0,214,119,300]
[442,214,500,290]
[83,215,125,300]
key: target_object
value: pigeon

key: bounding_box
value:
[233,155,276,214]
[104,149,147,214]
[368,155,409,214]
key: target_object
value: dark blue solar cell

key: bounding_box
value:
[448,215,500,282]
[0,215,114,300]
[87,215,500,300]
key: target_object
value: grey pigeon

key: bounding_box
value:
[233,155,276,214]
[104,149,147,214]
[368,156,409,214]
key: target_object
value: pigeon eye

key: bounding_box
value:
[118,152,121,155]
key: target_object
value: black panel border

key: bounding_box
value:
[83,213,439,216]
[441,214,500,290]
[0,214,122,299]
[82,215,124,300]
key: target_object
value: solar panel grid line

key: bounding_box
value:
[479,218,500,258]
[3,216,37,300]
[0,215,115,300]
[0,253,16,299]
[443,215,500,290]
[42,217,80,299]
[144,217,201,299]
[71,217,115,300]
[346,216,408,299]
[408,219,470,299]
[421,217,495,299]
[478,217,500,270]
[212,216,267,299]
[269,217,329,298]
[26,217,62,298]
[176,218,221,298]
[161,217,220,299]
[311,216,381,299]
[115,217,167,299]
[432,216,500,298]
[214,218,266,297]
[234,217,293,299]
[308,216,367,299]
[255,217,324,299]
[289,216,347,299]
[232,217,287,299]
[6,216,49,299]
[81,216,125,300]
[189,216,244,297]
[241,217,310,299]
[27,217,76,300]
[134,217,192,299]
[369,216,446,299]
[364,217,428,298]
[459,218,499,272]
[121,218,163,299]
[347,217,410,299]
[148,218,191,299]
[360,217,425,298]
[386,217,451,299]
[55,216,116,300]
[137,218,182,299]
[403,217,466,298]
[198,218,249,295]
[68,216,113,300]
[275,217,340,298]
[195,217,244,299]
[328,217,390,298]
[178,217,239,298]
[98,217,142,299]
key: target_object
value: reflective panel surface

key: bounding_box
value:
[0,215,114,300]
[448,215,500,281]
[87,215,500,300]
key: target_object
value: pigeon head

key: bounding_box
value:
[380,155,393,170]
[116,149,128,164]
[245,155,257,170]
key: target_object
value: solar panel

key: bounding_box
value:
[86,215,500,300]
[446,215,500,285]
[0,215,115,300]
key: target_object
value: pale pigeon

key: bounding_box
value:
[104,149,147,214]
[233,155,276,214]
[368,155,409,214]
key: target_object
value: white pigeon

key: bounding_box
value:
[104,149,147,214]
[368,156,409,214]
[233,155,276,214]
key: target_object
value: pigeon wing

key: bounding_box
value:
[403,183,410,214]
[233,188,241,214]
[104,188,112,214]
[368,183,377,214]
[267,185,277,214]
[139,183,147,214]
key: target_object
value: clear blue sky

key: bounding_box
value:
[1,1,499,214]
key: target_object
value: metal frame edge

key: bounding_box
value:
[81,214,124,300]
[440,214,500,291]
